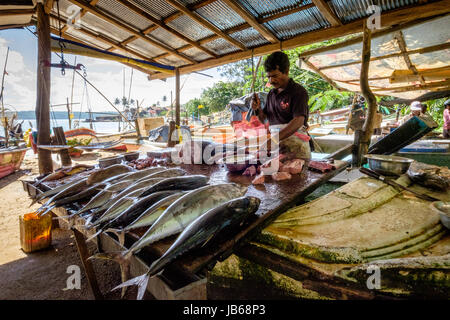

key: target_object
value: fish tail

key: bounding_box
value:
[105,228,125,246]
[88,251,132,298]
[112,272,149,300]
[85,229,103,242]
[38,204,56,217]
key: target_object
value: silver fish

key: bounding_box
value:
[86,164,134,185]
[125,183,247,256]
[122,191,188,231]
[113,196,260,300]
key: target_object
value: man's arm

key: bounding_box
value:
[278,116,305,141]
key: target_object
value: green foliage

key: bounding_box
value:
[425,98,447,129]
[308,90,354,112]
[201,81,242,113]
[184,97,209,117]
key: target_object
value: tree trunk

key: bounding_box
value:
[36,3,53,174]
[358,21,378,165]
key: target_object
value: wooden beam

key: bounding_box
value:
[36,3,53,174]
[0,9,35,16]
[116,0,218,58]
[50,13,158,63]
[0,23,34,31]
[319,41,450,71]
[301,58,345,91]
[394,31,426,85]
[311,0,342,26]
[67,0,197,64]
[372,79,450,92]
[298,15,444,59]
[44,0,54,14]
[149,0,450,80]
[164,0,246,51]
[175,68,180,126]
[49,27,155,76]
[221,0,278,43]
[61,0,99,33]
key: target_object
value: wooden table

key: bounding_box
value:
[23,160,348,299]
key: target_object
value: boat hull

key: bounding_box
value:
[0,148,28,179]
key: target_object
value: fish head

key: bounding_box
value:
[235,183,248,196]
[245,196,261,214]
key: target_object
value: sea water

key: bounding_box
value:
[19,119,131,134]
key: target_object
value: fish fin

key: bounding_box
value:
[112,273,149,300]
[85,229,103,242]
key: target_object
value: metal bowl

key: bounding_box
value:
[99,155,124,168]
[218,154,256,173]
[430,201,450,230]
[364,154,414,176]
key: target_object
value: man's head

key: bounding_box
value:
[264,51,290,89]
[410,101,422,116]
[445,99,450,110]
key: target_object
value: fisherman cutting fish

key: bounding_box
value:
[251,51,311,159]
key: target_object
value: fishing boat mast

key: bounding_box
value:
[0,47,10,148]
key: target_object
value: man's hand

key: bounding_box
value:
[251,93,261,112]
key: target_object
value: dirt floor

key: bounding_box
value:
[0,150,150,300]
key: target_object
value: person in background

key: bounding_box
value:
[251,51,311,159]
[444,99,450,138]
[421,103,428,114]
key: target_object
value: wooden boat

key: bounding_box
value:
[0,147,28,179]
[64,127,131,151]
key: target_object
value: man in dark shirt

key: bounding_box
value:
[251,51,311,159]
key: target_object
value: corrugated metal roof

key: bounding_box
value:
[195,0,246,31]
[329,0,421,23]
[149,27,189,50]
[183,46,212,61]
[265,6,330,40]
[81,12,132,42]
[128,0,178,20]
[96,0,152,31]
[239,0,309,18]
[167,14,215,42]
[203,37,240,55]
[10,0,444,77]
[126,38,167,57]
[229,27,269,48]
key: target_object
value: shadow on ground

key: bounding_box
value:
[0,227,153,300]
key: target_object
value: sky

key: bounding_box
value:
[0,27,227,113]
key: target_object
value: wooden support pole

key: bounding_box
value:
[358,22,378,166]
[175,68,180,127]
[36,3,53,174]
[72,228,104,300]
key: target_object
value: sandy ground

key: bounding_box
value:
[0,149,149,300]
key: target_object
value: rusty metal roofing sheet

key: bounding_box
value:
[167,14,215,42]
[128,0,178,20]
[157,56,187,67]
[96,0,152,31]
[149,27,189,50]
[195,0,246,31]
[81,12,133,42]
[126,38,167,57]
[329,0,421,23]
[265,6,330,40]
[229,27,270,48]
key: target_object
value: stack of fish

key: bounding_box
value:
[31,163,260,299]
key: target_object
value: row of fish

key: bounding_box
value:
[31,163,261,299]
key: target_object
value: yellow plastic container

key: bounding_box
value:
[19,212,52,253]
